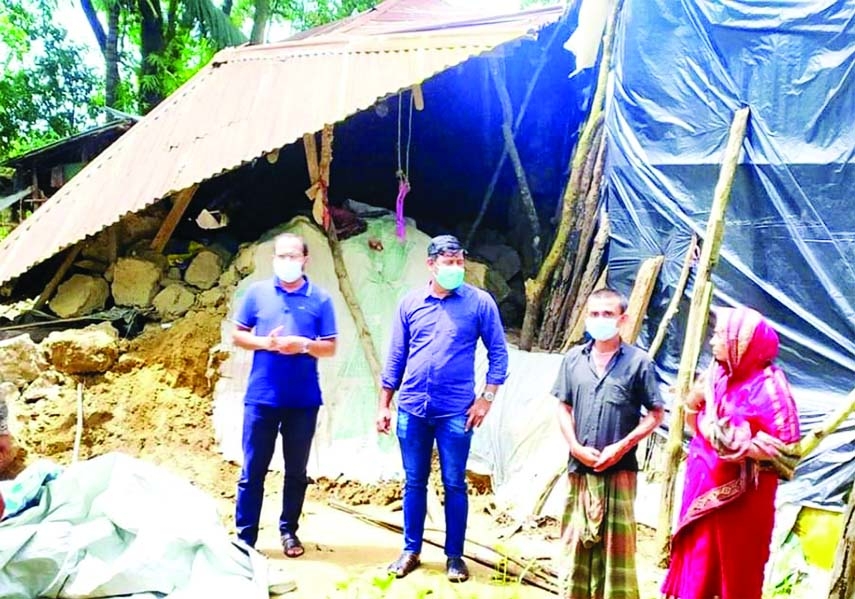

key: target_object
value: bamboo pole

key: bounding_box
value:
[466,21,565,248]
[654,106,750,563]
[620,255,665,344]
[519,0,621,350]
[647,234,699,359]
[489,57,541,267]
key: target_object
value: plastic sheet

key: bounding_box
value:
[605,0,855,508]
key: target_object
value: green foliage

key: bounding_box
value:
[0,0,99,161]
[288,0,378,31]
[230,0,379,37]
[0,0,384,158]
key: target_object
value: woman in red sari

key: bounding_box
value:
[661,307,801,599]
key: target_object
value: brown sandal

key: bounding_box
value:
[281,533,304,558]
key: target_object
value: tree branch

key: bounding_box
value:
[80,0,107,55]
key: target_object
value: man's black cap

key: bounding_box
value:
[427,235,467,258]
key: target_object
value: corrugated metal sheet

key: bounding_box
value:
[0,0,563,286]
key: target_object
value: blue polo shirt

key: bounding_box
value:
[381,283,509,418]
[234,276,337,408]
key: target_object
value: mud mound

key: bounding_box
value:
[308,477,403,506]
[11,309,238,517]
[126,309,225,394]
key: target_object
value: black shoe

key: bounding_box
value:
[446,556,470,583]
[388,551,420,578]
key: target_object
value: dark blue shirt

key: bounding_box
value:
[234,277,337,408]
[551,341,664,474]
[381,283,509,418]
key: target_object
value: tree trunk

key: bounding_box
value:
[80,0,107,52]
[105,3,120,108]
[829,484,855,599]
[250,0,270,44]
[139,0,165,113]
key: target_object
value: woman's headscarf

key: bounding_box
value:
[703,307,801,474]
[714,307,779,381]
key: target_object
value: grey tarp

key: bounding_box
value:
[0,453,267,599]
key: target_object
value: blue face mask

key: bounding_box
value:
[586,317,620,341]
[435,264,465,291]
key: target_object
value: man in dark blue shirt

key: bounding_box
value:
[551,288,664,598]
[232,232,337,558]
[377,234,509,583]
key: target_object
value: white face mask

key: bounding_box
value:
[273,258,303,283]
[585,317,620,341]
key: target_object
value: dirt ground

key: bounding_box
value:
[5,308,668,598]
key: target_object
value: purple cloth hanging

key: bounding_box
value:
[395,178,410,240]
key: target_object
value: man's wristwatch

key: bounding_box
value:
[300,339,311,354]
[481,391,496,402]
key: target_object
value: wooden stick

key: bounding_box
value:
[73,382,84,463]
[519,0,622,351]
[411,83,424,111]
[561,214,611,351]
[328,501,559,593]
[303,132,319,183]
[489,57,541,267]
[655,106,750,563]
[647,234,698,359]
[33,243,83,310]
[107,224,118,264]
[798,387,855,458]
[829,470,855,599]
[538,121,604,350]
[306,125,383,395]
[466,21,565,248]
[150,185,199,253]
[620,255,665,344]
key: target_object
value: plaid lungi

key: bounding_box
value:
[559,470,639,599]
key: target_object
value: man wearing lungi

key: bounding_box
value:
[551,288,664,599]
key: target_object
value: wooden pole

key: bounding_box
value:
[326,224,383,394]
[519,0,621,351]
[466,21,565,248]
[654,106,750,563]
[488,57,541,267]
[33,243,83,310]
[620,255,665,344]
[106,224,118,264]
[829,475,855,599]
[798,387,855,458]
[150,185,199,253]
[647,234,699,359]
[538,121,604,350]
[561,213,611,351]
[304,125,383,394]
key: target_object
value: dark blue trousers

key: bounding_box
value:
[235,403,318,547]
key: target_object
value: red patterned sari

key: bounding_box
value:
[661,307,800,599]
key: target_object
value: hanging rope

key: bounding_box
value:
[395,91,414,240]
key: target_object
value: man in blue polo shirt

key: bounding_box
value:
[377,234,509,583]
[232,232,337,558]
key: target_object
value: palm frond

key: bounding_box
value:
[182,0,246,48]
